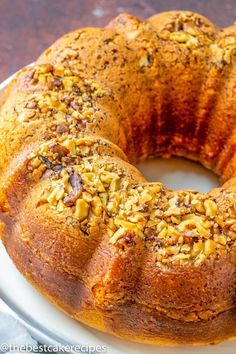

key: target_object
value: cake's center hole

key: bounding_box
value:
[136,157,219,193]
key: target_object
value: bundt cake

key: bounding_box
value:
[0,10,236,345]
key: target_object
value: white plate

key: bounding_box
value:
[0,69,235,353]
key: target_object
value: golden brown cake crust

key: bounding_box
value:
[0,11,236,345]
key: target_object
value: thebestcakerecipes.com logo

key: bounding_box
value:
[0,343,107,353]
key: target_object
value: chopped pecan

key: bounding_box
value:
[56,125,68,134]
[51,77,62,87]
[50,143,69,157]
[38,155,62,172]
[39,155,53,169]
[141,204,148,212]
[52,164,63,172]
[70,101,80,110]
[63,156,77,165]
[64,171,83,206]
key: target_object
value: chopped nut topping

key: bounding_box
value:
[204,239,215,256]
[169,31,198,46]
[30,139,236,269]
[204,199,217,217]
[51,77,62,87]
[15,66,107,138]
[50,143,69,157]
[56,125,68,134]
[75,199,89,221]
[63,172,83,206]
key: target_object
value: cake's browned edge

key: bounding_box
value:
[3,222,236,346]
